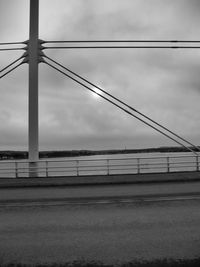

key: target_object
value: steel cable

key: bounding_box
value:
[43,59,198,155]
[44,55,200,153]
[0,61,24,79]
[0,41,25,45]
[0,48,26,52]
[44,40,200,43]
[43,45,200,50]
[0,55,25,73]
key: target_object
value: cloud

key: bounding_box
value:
[0,0,28,41]
[1,0,200,150]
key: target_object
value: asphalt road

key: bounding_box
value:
[1,181,200,205]
[0,181,200,265]
[1,198,200,265]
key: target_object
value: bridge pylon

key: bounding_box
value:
[28,0,39,177]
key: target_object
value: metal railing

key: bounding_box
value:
[0,154,199,178]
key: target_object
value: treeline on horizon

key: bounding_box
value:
[0,146,199,160]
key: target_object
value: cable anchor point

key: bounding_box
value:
[38,56,45,63]
[21,57,29,64]
[38,44,46,63]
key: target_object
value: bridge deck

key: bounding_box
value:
[0,171,200,188]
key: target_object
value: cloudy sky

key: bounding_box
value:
[1,0,200,151]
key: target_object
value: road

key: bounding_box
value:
[0,181,200,265]
[1,180,200,204]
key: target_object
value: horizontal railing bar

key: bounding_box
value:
[108,167,139,171]
[0,168,17,171]
[169,165,197,168]
[108,162,167,167]
[46,170,78,174]
[45,170,77,173]
[0,161,197,168]
[110,166,166,170]
[168,161,197,165]
[0,154,199,164]
[135,166,174,170]
[13,172,46,175]
[0,174,16,176]
[0,162,197,170]
[15,166,76,171]
[42,166,77,170]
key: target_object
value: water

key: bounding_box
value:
[0,152,198,178]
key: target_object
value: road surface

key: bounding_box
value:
[1,180,200,204]
[0,181,200,265]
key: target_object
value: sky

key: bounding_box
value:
[1,0,200,151]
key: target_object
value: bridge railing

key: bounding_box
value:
[0,154,199,178]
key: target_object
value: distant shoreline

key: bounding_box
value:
[0,146,198,160]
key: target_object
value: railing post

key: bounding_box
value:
[76,160,79,176]
[15,162,18,178]
[137,158,140,174]
[107,159,110,175]
[45,161,48,177]
[167,157,170,173]
[196,156,199,172]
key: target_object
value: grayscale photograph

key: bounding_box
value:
[0,1,200,266]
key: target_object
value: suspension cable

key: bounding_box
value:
[43,59,198,155]
[0,41,25,45]
[44,40,200,44]
[43,45,200,50]
[0,61,24,79]
[0,55,25,73]
[44,55,200,153]
[0,47,26,52]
